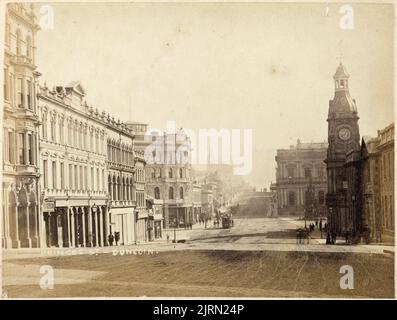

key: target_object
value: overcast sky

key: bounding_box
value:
[35,2,394,188]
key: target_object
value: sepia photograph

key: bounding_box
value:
[0,0,395,301]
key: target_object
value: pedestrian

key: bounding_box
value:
[115,232,120,246]
[166,234,170,243]
[319,221,323,232]
[108,232,114,246]
[326,232,331,245]
[315,220,318,228]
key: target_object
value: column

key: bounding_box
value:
[103,206,109,246]
[99,207,104,247]
[93,209,98,247]
[88,206,93,247]
[32,204,39,248]
[81,207,86,247]
[66,206,71,247]
[70,207,75,247]
[14,204,21,248]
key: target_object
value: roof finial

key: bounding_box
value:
[337,53,343,65]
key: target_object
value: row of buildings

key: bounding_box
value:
[1,3,227,249]
[273,62,394,243]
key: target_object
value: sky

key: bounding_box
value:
[35,2,394,188]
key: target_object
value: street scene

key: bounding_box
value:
[1,2,395,299]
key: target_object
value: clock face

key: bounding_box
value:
[338,128,351,141]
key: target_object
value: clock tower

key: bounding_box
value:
[325,63,360,238]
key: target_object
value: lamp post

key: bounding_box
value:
[91,203,98,247]
[173,217,177,243]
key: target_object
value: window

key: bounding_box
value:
[91,167,94,190]
[96,168,100,191]
[154,187,160,199]
[180,187,184,199]
[151,169,155,179]
[60,163,65,189]
[287,167,294,178]
[5,23,10,45]
[52,161,57,189]
[42,113,47,139]
[7,131,14,163]
[18,133,25,164]
[26,36,31,58]
[288,191,296,206]
[84,167,88,190]
[50,117,56,142]
[179,168,183,178]
[74,165,78,190]
[68,164,73,189]
[27,133,33,165]
[169,168,173,178]
[304,168,312,179]
[80,165,83,191]
[4,68,9,101]
[169,187,174,200]
[16,29,21,55]
[17,78,23,108]
[317,167,324,179]
[26,79,32,110]
[59,119,64,144]
[43,160,48,188]
[318,191,325,205]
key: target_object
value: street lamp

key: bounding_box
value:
[173,217,177,243]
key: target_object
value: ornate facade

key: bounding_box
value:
[37,82,109,248]
[274,140,328,216]
[325,63,361,239]
[2,4,41,248]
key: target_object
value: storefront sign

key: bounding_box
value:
[42,201,55,213]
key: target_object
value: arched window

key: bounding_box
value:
[112,176,116,200]
[179,187,184,199]
[108,175,112,199]
[26,35,31,58]
[288,191,296,206]
[318,191,325,205]
[154,187,160,199]
[179,168,183,178]
[16,29,21,55]
[169,187,174,200]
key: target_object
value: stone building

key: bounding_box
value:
[141,129,194,229]
[325,63,362,240]
[2,4,41,248]
[377,124,394,242]
[274,140,328,216]
[38,82,114,248]
[356,124,394,243]
[106,118,136,246]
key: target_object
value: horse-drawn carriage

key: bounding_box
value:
[296,228,310,244]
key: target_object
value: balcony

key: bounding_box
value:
[11,54,36,69]
[276,177,326,185]
[110,200,136,208]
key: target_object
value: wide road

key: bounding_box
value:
[2,217,395,298]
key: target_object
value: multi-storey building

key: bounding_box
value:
[274,140,328,216]
[325,63,362,239]
[2,3,41,249]
[377,124,394,241]
[138,129,194,229]
[106,119,136,245]
[37,82,109,248]
[358,124,394,243]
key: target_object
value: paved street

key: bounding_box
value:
[2,217,394,298]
